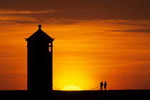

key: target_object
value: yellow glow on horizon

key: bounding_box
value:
[61,84,82,91]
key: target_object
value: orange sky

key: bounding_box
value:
[0,0,150,90]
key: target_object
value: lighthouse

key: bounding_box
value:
[26,25,54,93]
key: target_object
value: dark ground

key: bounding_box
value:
[0,90,149,99]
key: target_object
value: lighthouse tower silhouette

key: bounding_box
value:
[26,25,54,93]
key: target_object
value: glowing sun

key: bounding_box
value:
[62,84,82,91]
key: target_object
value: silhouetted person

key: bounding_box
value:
[100,81,103,91]
[104,81,107,91]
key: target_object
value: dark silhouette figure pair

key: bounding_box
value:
[100,81,107,91]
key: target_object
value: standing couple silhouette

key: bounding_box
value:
[100,81,107,91]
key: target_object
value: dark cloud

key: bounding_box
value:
[0,20,37,24]
[0,18,78,25]
[0,0,150,20]
[109,21,150,28]
[111,29,150,33]
[112,22,144,26]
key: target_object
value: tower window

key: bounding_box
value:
[49,43,52,52]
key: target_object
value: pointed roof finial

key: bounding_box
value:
[38,24,42,30]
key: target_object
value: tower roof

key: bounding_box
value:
[26,25,54,43]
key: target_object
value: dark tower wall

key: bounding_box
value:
[26,25,54,93]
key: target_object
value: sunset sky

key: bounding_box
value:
[0,0,150,90]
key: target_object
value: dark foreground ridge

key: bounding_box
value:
[0,90,150,99]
